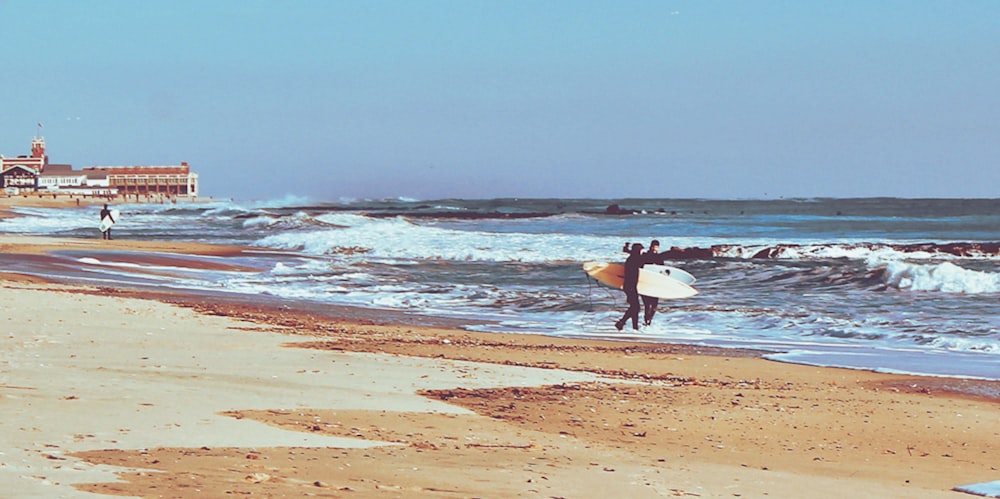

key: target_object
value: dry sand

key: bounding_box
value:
[1,234,998,498]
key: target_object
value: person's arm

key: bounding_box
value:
[652,251,669,265]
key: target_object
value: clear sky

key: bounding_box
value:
[1,0,997,201]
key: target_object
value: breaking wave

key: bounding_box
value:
[882,261,1000,294]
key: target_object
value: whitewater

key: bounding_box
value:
[2,197,998,380]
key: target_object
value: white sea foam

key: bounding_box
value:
[233,194,313,209]
[77,257,145,269]
[254,213,621,263]
[0,208,94,233]
[928,335,1000,354]
[201,206,251,217]
[242,216,279,228]
[883,261,1000,294]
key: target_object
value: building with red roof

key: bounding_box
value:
[1,136,198,198]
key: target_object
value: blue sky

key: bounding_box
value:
[1,0,997,201]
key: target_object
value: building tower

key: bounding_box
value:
[30,137,48,172]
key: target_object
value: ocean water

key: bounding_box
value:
[2,197,998,380]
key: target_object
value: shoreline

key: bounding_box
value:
[2,232,998,385]
[161,289,1000,401]
[1,236,999,497]
[0,193,212,219]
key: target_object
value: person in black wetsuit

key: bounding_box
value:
[641,239,666,326]
[99,204,116,240]
[615,242,648,331]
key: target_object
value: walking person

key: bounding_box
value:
[615,242,647,331]
[99,204,116,240]
[642,239,667,326]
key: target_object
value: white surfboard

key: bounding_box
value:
[99,209,120,232]
[583,261,698,300]
[645,264,696,285]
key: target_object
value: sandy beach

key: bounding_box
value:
[1,233,999,498]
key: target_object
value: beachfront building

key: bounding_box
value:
[37,164,86,189]
[85,164,198,198]
[1,136,199,199]
[0,137,48,172]
[0,164,39,192]
[37,164,118,197]
[0,137,47,193]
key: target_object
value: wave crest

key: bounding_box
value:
[670,242,1000,261]
[882,261,1000,294]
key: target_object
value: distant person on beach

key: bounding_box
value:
[615,242,648,331]
[99,204,115,240]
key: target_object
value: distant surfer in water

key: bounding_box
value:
[100,204,115,240]
[642,240,666,326]
[615,242,647,331]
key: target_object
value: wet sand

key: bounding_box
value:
[0,193,213,224]
[1,235,998,498]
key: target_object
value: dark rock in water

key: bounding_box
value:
[660,246,714,260]
[896,242,1000,257]
[752,247,782,259]
[634,241,1000,262]
[604,204,640,215]
[364,211,551,219]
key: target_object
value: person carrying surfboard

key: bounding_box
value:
[642,239,667,326]
[615,242,648,331]
[99,204,116,240]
